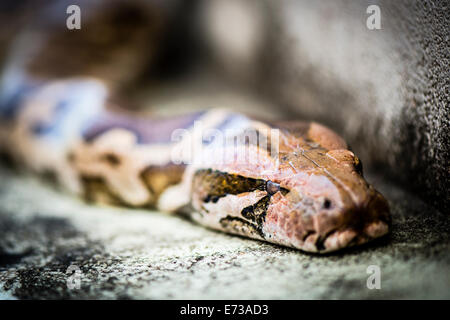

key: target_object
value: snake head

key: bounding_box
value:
[264,169,391,253]
[190,120,390,253]
[262,123,391,253]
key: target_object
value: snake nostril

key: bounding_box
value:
[323,198,332,209]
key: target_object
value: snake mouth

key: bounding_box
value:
[310,188,392,253]
[301,219,390,253]
[323,219,389,253]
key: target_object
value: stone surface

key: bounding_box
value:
[1,166,449,299]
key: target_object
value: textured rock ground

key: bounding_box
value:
[0,166,449,299]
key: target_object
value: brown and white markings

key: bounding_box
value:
[0,0,390,253]
[0,87,391,253]
[0,82,392,253]
[183,120,391,253]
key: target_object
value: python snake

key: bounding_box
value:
[0,1,391,253]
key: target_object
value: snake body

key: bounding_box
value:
[0,78,391,253]
[0,0,391,253]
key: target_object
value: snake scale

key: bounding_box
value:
[0,0,391,253]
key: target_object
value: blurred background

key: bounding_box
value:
[0,0,448,300]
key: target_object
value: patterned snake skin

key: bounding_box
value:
[0,0,390,253]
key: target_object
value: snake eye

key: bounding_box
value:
[266,181,280,195]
